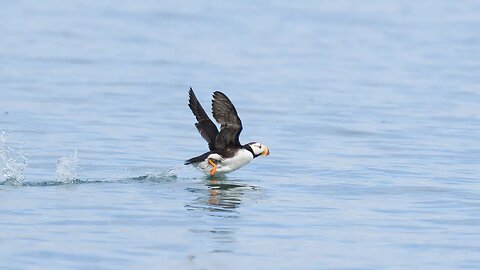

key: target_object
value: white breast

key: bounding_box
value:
[195,149,254,175]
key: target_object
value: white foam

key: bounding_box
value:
[0,131,27,185]
[56,150,79,183]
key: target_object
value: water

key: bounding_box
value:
[55,150,78,183]
[0,131,27,185]
[1,0,479,269]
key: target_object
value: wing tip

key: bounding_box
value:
[212,91,228,109]
[188,87,197,106]
[212,91,226,99]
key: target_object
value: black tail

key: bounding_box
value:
[184,152,210,165]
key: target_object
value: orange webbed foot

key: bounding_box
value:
[208,159,217,176]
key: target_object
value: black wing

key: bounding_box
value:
[211,91,243,151]
[188,88,219,150]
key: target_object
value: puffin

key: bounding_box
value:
[185,88,270,175]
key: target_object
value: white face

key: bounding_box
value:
[250,142,270,157]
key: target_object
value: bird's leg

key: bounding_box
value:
[208,159,217,176]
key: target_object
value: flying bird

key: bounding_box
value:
[185,88,269,175]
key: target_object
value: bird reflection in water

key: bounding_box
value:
[185,177,260,253]
[206,178,245,210]
[186,177,258,213]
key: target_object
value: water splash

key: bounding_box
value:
[0,131,28,185]
[56,150,79,183]
[148,167,179,180]
[130,167,180,182]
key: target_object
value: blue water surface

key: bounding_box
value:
[1,1,479,269]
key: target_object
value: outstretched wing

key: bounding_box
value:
[188,88,219,150]
[211,91,243,151]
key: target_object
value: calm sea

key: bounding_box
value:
[1,1,479,269]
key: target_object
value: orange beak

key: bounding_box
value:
[261,146,270,156]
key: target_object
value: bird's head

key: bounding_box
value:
[247,142,270,158]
